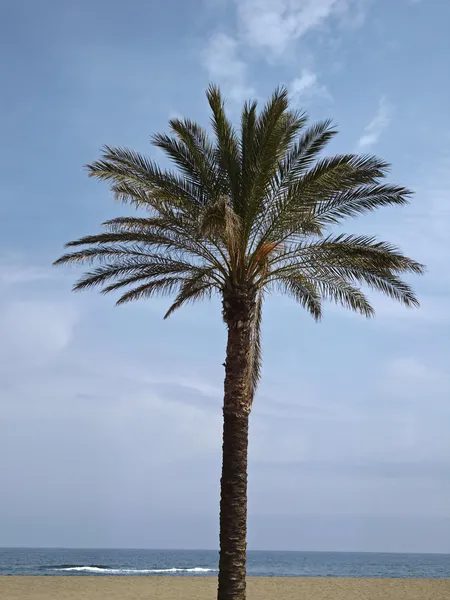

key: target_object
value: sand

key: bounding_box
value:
[1,577,449,600]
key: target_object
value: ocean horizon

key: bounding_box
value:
[1,548,449,578]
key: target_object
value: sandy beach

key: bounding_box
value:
[1,576,449,600]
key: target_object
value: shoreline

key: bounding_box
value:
[1,576,450,600]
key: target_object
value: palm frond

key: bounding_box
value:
[303,184,413,230]
[315,275,375,317]
[298,153,390,190]
[71,257,204,292]
[243,89,306,226]
[115,277,183,305]
[274,275,322,321]
[151,128,217,200]
[88,146,204,208]
[206,84,241,207]
[164,268,218,319]
[60,231,185,251]
[53,245,154,266]
[56,228,230,279]
[347,269,419,307]
[240,99,258,195]
[169,117,220,197]
[255,154,392,248]
[266,234,424,309]
[279,119,337,181]
[269,234,425,276]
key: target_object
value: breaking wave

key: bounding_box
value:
[46,564,216,574]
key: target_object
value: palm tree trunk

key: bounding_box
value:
[217,286,255,600]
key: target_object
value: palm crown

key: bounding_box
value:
[55,85,424,392]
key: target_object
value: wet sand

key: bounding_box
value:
[1,576,449,599]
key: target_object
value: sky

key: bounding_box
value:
[1,0,450,553]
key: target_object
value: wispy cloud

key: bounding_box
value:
[289,68,332,105]
[202,32,254,102]
[234,0,360,55]
[0,261,54,286]
[357,96,392,150]
[202,0,368,102]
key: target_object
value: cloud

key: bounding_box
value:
[0,260,80,367]
[289,68,332,104]
[0,264,53,286]
[0,360,223,541]
[0,259,64,289]
[202,32,254,102]
[357,96,392,150]
[202,0,368,102]
[2,255,449,548]
[0,300,79,367]
[234,0,357,55]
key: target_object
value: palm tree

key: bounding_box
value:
[54,85,424,600]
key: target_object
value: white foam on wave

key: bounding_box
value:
[57,566,121,573]
[150,567,215,573]
[55,566,217,574]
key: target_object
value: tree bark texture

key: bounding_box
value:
[217,285,255,600]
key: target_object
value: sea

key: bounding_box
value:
[1,548,449,578]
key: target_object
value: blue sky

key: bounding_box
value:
[1,0,450,552]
